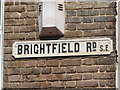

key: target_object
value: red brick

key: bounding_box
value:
[46,60,59,67]
[65,31,83,38]
[4,47,12,54]
[46,74,59,81]
[11,61,26,68]
[106,79,115,87]
[60,59,81,66]
[52,67,66,74]
[41,82,52,88]
[61,74,82,81]
[19,82,41,88]
[36,60,46,67]
[36,75,46,81]
[82,73,93,80]
[26,60,37,67]
[52,81,64,88]
[8,75,23,82]
[66,66,76,73]
[93,72,115,79]
[77,80,98,87]
[65,81,76,88]
[41,67,51,74]
[100,65,115,72]
[23,75,36,82]
[76,66,98,73]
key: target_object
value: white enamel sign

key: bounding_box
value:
[12,38,113,58]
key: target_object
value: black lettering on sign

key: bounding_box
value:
[46,44,51,54]
[58,43,61,53]
[74,43,80,52]
[62,43,67,53]
[24,45,29,54]
[68,43,73,53]
[40,44,45,54]
[106,45,109,51]
[93,42,97,51]
[34,44,39,54]
[87,42,92,52]
[100,45,104,51]
[18,45,23,55]
[31,44,32,54]
[52,44,57,53]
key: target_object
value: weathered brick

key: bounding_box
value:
[5,2,14,5]
[19,82,41,88]
[76,66,98,73]
[65,31,83,38]
[4,62,12,68]
[66,66,76,73]
[20,2,39,5]
[100,65,115,72]
[11,61,26,68]
[20,68,32,75]
[77,80,98,87]
[4,54,15,61]
[82,58,95,65]
[52,67,66,74]
[41,67,52,74]
[106,79,115,87]
[93,72,115,79]
[5,5,26,12]
[46,74,59,81]
[4,40,16,47]
[99,80,106,87]
[77,9,99,16]
[27,5,38,11]
[66,17,82,23]
[31,68,41,75]
[23,75,36,82]
[77,23,106,30]
[61,74,82,81]
[3,75,8,83]
[65,81,76,88]
[83,17,93,23]
[82,73,93,80]
[94,16,116,22]
[52,81,64,88]
[8,75,23,82]
[6,68,20,75]
[36,75,46,81]
[94,2,116,8]
[4,26,14,33]
[95,57,116,65]
[36,60,46,67]
[3,83,20,88]
[100,8,117,15]
[26,60,37,67]
[60,59,81,66]
[46,60,59,67]
[83,29,115,37]
[65,24,76,30]
[26,19,36,25]
[5,32,36,40]
[65,2,94,10]
[66,10,76,16]
[41,82,52,88]
[20,11,38,18]
[5,19,25,26]
[4,47,12,54]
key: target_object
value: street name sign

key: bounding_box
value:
[12,38,113,58]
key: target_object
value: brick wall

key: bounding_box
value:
[3,1,117,89]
